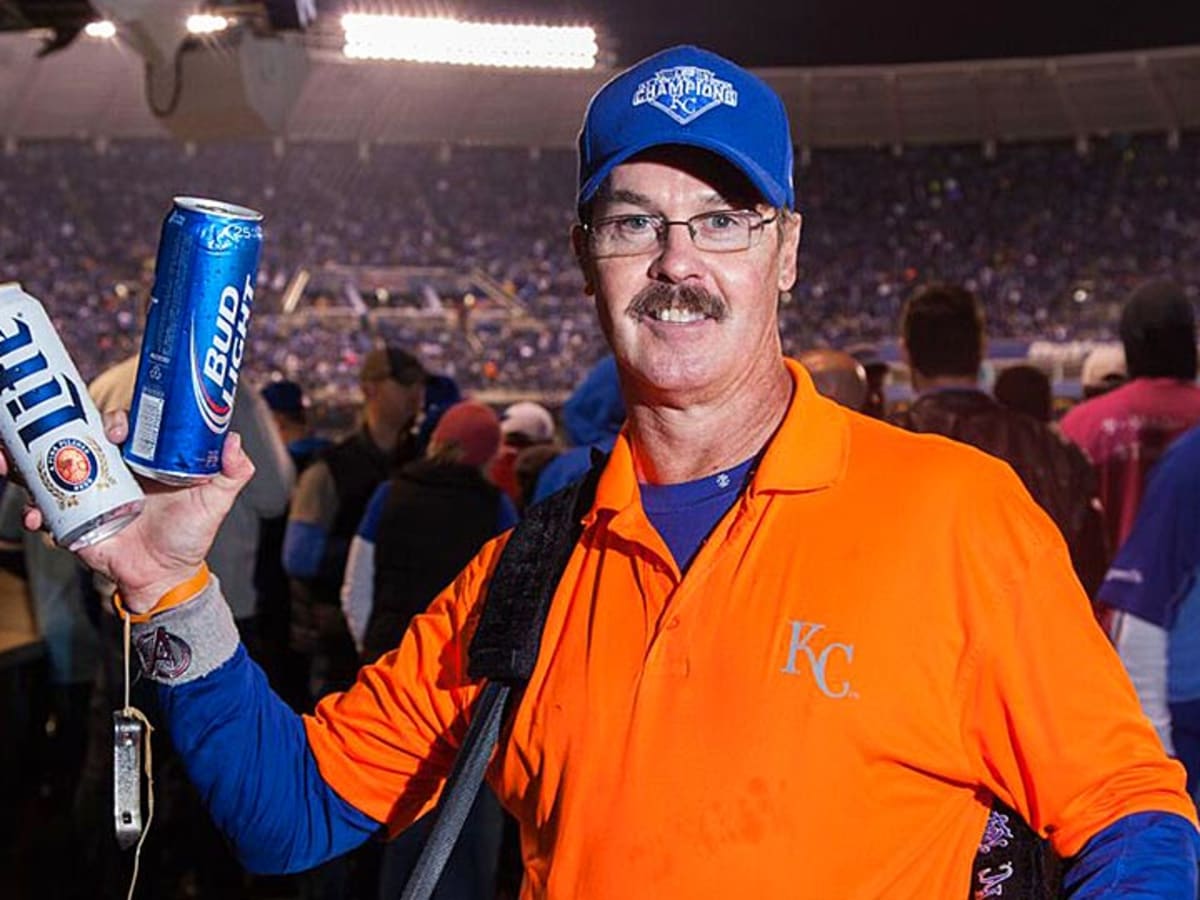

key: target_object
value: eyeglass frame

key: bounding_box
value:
[581,208,780,258]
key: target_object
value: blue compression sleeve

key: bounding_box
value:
[157,645,381,873]
[283,520,328,579]
[1064,811,1199,898]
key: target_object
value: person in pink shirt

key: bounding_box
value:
[1062,279,1200,556]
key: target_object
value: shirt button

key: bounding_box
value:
[666,616,681,629]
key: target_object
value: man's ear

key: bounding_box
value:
[571,224,595,296]
[776,211,802,293]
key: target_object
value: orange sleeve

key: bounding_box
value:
[302,533,509,834]
[958,465,1196,858]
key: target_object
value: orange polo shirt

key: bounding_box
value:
[306,359,1194,898]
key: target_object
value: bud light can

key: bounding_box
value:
[0,284,144,550]
[125,197,263,484]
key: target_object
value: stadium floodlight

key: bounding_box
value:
[84,20,118,39]
[340,14,598,69]
[186,13,230,35]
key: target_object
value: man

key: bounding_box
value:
[892,284,1109,597]
[283,344,425,697]
[795,347,868,410]
[1098,423,1200,794]
[257,380,331,708]
[41,46,1198,897]
[261,379,333,473]
[1079,343,1127,400]
[487,400,557,506]
[993,363,1054,423]
[847,341,890,418]
[1061,280,1200,553]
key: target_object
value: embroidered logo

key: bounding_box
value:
[135,627,193,680]
[975,862,1015,898]
[632,65,739,125]
[716,472,731,489]
[781,621,855,698]
[978,811,1014,855]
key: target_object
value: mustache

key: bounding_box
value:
[626,283,728,322]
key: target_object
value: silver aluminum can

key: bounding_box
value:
[0,283,144,550]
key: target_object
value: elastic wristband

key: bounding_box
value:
[113,563,211,623]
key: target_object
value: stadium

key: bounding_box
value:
[1,1,1200,898]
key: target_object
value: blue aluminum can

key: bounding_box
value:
[124,197,263,484]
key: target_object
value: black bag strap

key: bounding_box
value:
[398,456,606,900]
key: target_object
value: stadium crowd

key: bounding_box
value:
[2,134,1199,408]
[1,122,1200,900]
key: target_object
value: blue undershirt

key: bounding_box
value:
[639,456,757,572]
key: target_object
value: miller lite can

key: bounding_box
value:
[0,284,144,550]
[125,197,263,484]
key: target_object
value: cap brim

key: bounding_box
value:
[578,133,790,214]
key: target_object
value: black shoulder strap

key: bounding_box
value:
[468,452,606,683]
[399,455,606,900]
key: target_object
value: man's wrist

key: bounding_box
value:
[114,563,211,621]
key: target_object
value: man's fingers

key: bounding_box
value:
[103,409,129,445]
[215,432,256,489]
[22,504,43,533]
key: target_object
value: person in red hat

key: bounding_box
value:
[339,399,516,897]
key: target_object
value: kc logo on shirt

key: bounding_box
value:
[781,621,855,698]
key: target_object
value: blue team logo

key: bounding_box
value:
[46,437,98,493]
[631,65,739,125]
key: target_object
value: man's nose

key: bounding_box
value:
[648,222,704,283]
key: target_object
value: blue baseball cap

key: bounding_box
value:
[577,45,795,216]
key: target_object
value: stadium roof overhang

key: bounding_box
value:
[1,32,1197,147]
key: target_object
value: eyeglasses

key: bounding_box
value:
[584,209,777,258]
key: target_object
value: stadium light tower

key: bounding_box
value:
[88,0,310,139]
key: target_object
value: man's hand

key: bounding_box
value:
[2,411,254,614]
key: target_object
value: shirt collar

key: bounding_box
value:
[587,357,851,526]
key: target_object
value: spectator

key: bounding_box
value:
[1079,345,1128,400]
[532,355,625,502]
[846,342,890,418]
[489,400,557,506]
[892,283,1109,597]
[257,380,331,709]
[1061,280,1200,560]
[795,348,868,410]
[284,345,426,698]
[340,400,515,900]
[994,364,1054,422]
[1099,424,1200,793]
[513,443,562,512]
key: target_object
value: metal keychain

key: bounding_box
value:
[113,710,144,850]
